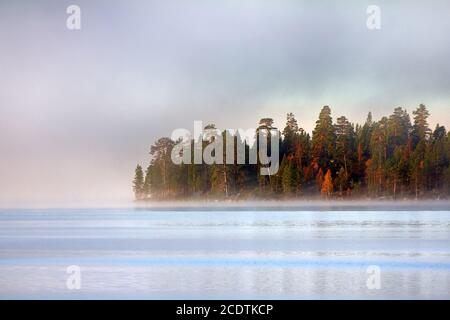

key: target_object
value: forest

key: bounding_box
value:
[133,104,450,200]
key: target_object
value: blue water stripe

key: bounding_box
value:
[1,257,450,270]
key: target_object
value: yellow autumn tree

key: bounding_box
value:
[321,169,334,197]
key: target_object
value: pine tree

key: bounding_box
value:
[355,112,374,185]
[281,157,299,196]
[143,164,152,197]
[282,112,299,155]
[334,115,356,182]
[387,107,411,156]
[427,125,449,192]
[369,117,389,196]
[410,140,426,199]
[312,106,336,173]
[412,104,431,147]
[149,137,175,197]
[133,164,145,200]
[257,118,278,195]
[386,147,408,199]
[335,167,347,196]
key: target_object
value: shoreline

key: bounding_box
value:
[132,199,450,211]
[1,199,449,211]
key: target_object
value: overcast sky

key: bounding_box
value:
[0,0,449,206]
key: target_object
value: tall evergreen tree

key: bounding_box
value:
[312,106,336,173]
[133,164,145,200]
[368,117,389,196]
[388,107,411,155]
[427,125,449,191]
[149,137,175,197]
[412,104,431,147]
[334,115,356,183]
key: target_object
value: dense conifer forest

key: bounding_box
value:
[133,104,450,200]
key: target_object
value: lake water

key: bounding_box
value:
[0,206,449,299]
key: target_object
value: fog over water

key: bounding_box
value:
[1,1,449,301]
[0,1,450,206]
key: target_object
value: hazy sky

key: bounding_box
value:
[0,0,449,206]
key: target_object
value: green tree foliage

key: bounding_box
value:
[133,164,145,200]
[426,125,449,192]
[412,104,431,147]
[388,107,411,150]
[334,115,356,186]
[148,137,176,197]
[311,106,336,173]
[280,155,300,195]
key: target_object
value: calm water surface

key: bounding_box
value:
[0,207,449,299]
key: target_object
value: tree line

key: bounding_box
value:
[133,104,450,200]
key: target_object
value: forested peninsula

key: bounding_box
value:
[133,104,450,201]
